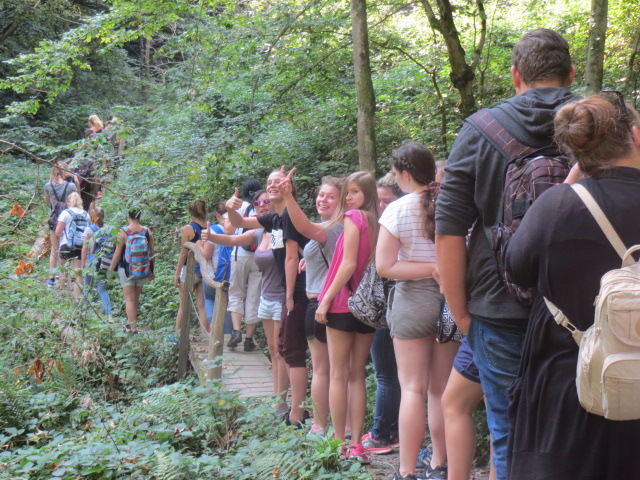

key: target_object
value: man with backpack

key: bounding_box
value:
[435,29,576,480]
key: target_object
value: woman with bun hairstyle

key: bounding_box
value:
[376,142,458,480]
[108,208,154,333]
[504,94,640,479]
[277,174,344,435]
[174,200,210,336]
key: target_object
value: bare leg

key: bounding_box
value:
[327,327,355,440]
[123,285,142,331]
[347,332,374,444]
[308,337,330,430]
[443,369,483,480]
[195,283,210,335]
[71,258,83,301]
[263,319,289,408]
[58,257,68,293]
[288,366,308,424]
[394,336,433,476]
[246,322,257,339]
[427,340,459,467]
[49,231,59,275]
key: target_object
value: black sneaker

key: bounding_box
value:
[243,337,256,352]
[424,465,447,479]
[227,330,242,348]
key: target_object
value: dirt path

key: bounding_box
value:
[366,450,490,480]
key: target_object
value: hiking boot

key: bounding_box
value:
[361,432,393,454]
[243,337,256,352]
[227,330,242,347]
[424,465,447,479]
[346,443,370,464]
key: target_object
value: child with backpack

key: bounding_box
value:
[108,207,154,333]
[54,192,89,301]
[81,207,114,318]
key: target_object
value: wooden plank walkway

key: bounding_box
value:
[189,333,275,398]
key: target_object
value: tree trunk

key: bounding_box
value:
[585,0,608,93]
[625,27,640,106]
[350,0,377,173]
[420,0,485,118]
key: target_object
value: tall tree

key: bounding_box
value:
[351,0,377,172]
[585,0,608,92]
[419,0,486,118]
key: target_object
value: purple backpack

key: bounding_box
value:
[469,110,570,305]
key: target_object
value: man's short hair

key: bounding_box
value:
[512,28,572,85]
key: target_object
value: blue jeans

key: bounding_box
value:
[84,274,111,316]
[204,282,232,334]
[370,328,400,442]
[468,317,524,480]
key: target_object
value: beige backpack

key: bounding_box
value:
[544,183,640,421]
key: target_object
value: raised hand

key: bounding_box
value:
[277,167,297,197]
[226,187,243,211]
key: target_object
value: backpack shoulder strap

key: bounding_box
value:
[468,110,538,160]
[543,297,583,345]
[571,184,626,260]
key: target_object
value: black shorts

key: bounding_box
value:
[305,298,327,343]
[326,311,375,335]
[59,244,81,260]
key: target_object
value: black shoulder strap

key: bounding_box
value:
[319,246,329,269]
[468,110,537,160]
[51,182,68,203]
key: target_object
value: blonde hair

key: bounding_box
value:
[88,114,103,131]
[66,192,83,209]
[50,161,68,182]
[331,171,379,261]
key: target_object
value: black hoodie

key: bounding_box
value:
[435,87,576,328]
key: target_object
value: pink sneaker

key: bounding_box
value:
[361,431,393,454]
[347,443,370,464]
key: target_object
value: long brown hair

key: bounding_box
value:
[390,142,438,241]
[331,171,379,261]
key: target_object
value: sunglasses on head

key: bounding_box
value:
[601,90,630,130]
[254,199,271,207]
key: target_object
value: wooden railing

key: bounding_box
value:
[177,242,229,381]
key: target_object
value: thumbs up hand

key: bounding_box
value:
[201,221,211,242]
[226,187,243,211]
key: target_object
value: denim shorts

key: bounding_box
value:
[453,336,480,384]
[258,296,283,321]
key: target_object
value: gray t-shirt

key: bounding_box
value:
[252,229,285,301]
[303,222,343,295]
[44,181,76,209]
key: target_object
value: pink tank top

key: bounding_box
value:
[319,209,371,313]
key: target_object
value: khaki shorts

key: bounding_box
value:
[387,277,443,339]
[118,267,149,288]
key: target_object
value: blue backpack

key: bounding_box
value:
[65,209,89,249]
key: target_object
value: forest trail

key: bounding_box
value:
[189,333,274,397]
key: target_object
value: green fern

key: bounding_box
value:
[151,450,192,480]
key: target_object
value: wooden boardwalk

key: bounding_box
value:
[189,334,275,398]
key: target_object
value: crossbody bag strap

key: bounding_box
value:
[571,183,626,260]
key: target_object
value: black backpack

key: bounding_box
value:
[469,110,570,305]
[47,183,69,230]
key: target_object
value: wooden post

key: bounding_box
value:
[177,250,196,380]
[207,281,229,380]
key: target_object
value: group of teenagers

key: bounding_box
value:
[43,27,640,480]
[179,28,640,480]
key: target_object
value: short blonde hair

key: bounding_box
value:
[66,192,83,209]
[88,114,103,131]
